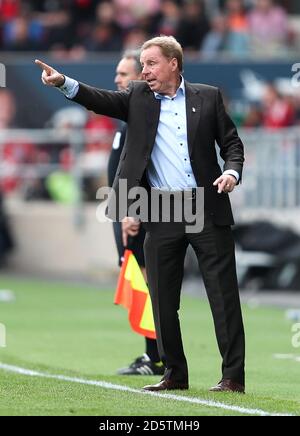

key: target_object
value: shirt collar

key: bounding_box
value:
[154,76,185,100]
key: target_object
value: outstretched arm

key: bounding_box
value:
[35,59,130,121]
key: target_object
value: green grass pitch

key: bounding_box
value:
[0,275,299,416]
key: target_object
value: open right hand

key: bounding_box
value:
[35,59,65,87]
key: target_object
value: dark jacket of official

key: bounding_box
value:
[73,80,244,225]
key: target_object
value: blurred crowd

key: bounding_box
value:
[1,0,300,201]
[0,87,116,200]
[1,78,300,200]
[235,83,300,129]
[0,0,299,59]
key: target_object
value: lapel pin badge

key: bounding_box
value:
[192,107,196,112]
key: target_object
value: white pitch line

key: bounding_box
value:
[0,362,293,417]
[273,354,300,362]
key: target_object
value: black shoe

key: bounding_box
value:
[117,353,165,376]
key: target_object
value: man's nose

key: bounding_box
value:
[142,65,149,75]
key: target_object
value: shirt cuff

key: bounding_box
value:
[58,76,79,99]
[223,170,240,182]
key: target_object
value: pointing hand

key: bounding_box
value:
[35,59,65,87]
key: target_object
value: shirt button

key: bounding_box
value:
[180,143,183,146]
[178,127,180,129]
[175,113,178,116]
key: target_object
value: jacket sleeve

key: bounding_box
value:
[71,82,132,122]
[215,89,244,181]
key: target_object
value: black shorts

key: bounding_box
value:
[112,221,146,267]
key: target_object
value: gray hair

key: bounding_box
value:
[141,36,183,73]
[122,49,142,75]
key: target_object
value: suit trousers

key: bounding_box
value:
[143,207,245,386]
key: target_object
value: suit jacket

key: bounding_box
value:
[107,122,127,188]
[73,79,244,225]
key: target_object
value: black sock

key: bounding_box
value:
[145,337,160,362]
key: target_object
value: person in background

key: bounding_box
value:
[0,190,14,267]
[0,88,37,196]
[247,0,289,55]
[200,14,227,59]
[176,0,210,52]
[262,83,295,129]
[225,0,250,57]
[0,88,16,263]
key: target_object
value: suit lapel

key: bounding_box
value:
[185,81,203,156]
[145,89,161,153]
[143,82,202,156]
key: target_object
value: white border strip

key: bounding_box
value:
[0,363,293,416]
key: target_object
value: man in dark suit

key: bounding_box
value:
[109,50,164,377]
[35,35,245,393]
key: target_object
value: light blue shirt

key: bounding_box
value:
[59,76,79,99]
[147,79,197,189]
[59,76,239,186]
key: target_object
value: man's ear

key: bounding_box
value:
[171,58,178,72]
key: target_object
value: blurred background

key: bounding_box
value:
[1,0,300,292]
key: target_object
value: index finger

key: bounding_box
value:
[35,59,52,73]
[216,177,227,194]
[122,229,128,248]
[213,176,223,186]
